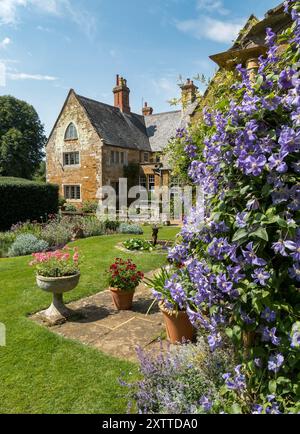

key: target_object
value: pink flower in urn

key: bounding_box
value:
[29,247,80,278]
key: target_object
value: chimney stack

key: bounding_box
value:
[180,78,198,109]
[113,74,131,113]
[142,101,153,116]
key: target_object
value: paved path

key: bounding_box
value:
[31,271,165,362]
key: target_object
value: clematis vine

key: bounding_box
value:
[158,0,300,414]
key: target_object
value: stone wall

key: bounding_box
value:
[46,91,103,204]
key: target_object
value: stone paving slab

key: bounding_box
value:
[30,270,166,361]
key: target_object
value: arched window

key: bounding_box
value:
[64,122,78,140]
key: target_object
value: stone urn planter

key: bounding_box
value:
[159,302,195,344]
[36,273,80,324]
[110,287,135,311]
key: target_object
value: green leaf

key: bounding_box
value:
[225,327,233,339]
[250,227,269,242]
[231,403,242,414]
[269,380,277,394]
[232,228,248,242]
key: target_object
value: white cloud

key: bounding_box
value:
[8,72,57,80]
[0,37,11,48]
[151,77,179,100]
[176,15,244,43]
[196,0,229,16]
[0,0,96,39]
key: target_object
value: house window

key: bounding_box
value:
[120,152,124,164]
[144,152,149,163]
[148,175,155,191]
[65,123,78,140]
[64,185,81,200]
[110,151,115,165]
[139,177,147,188]
[115,152,120,164]
[63,152,80,166]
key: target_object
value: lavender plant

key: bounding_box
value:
[160,0,300,414]
[124,337,235,414]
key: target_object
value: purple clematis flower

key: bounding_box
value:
[252,268,271,286]
[242,242,267,266]
[272,239,295,256]
[288,262,300,282]
[252,404,263,414]
[261,307,276,323]
[262,326,281,346]
[268,153,288,173]
[243,155,267,176]
[216,274,233,294]
[236,212,248,228]
[279,68,295,89]
[268,354,284,373]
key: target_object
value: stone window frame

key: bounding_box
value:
[144,152,149,163]
[64,122,78,141]
[110,150,128,166]
[63,151,80,167]
[63,184,82,202]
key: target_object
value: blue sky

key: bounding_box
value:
[0,0,280,135]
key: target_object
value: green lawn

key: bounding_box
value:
[0,226,179,414]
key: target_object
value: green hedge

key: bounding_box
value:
[0,177,59,230]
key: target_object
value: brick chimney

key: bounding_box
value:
[180,78,198,109]
[113,74,131,113]
[142,101,153,116]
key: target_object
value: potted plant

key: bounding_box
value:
[146,268,195,344]
[29,247,80,324]
[107,258,144,310]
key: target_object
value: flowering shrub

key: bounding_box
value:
[81,200,98,214]
[8,234,48,257]
[29,247,80,277]
[160,1,300,413]
[123,239,153,251]
[107,258,144,291]
[64,203,77,213]
[123,337,235,414]
[119,223,143,235]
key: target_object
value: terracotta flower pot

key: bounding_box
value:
[159,302,195,344]
[110,287,135,310]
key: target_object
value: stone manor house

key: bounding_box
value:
[46,75,197,205]
[46,2,289,207]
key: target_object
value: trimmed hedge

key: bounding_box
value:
[0,177,59,230]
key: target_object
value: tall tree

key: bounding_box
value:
[0,95,46,179]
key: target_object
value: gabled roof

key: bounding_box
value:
[76,92,183,153]
[48,89,184,153]
[77,94,151,151]
[144,110,182,152]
